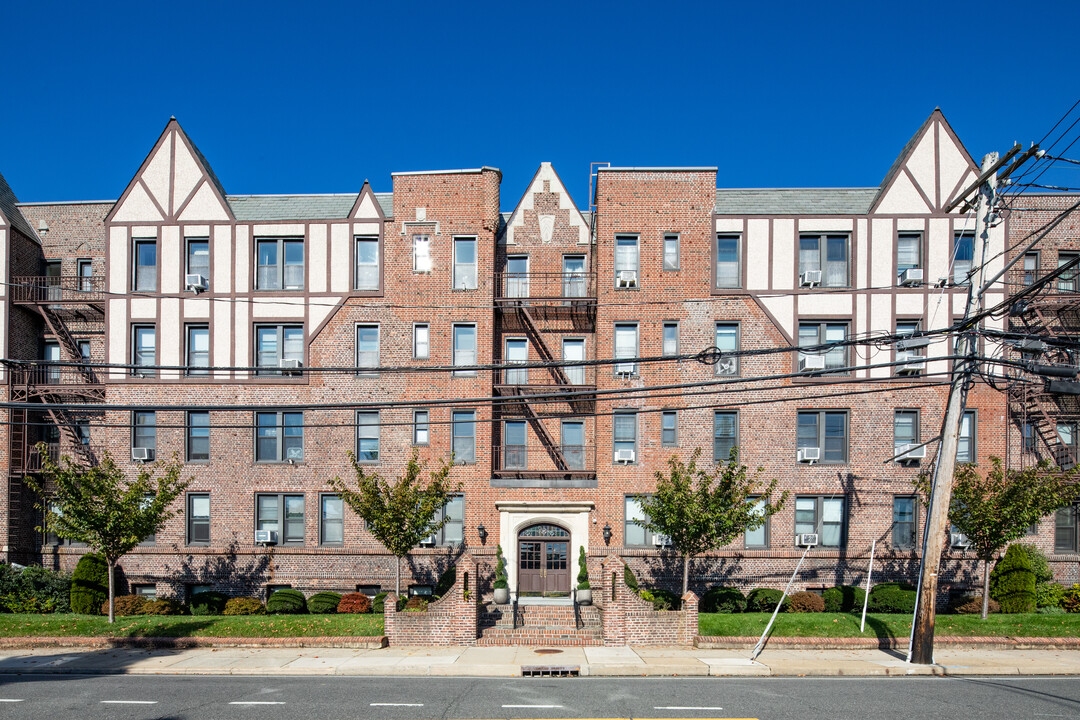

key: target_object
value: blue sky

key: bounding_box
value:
[2,0,1077,209]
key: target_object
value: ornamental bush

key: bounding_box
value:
[787,591,825,613]
[493,545,508,591]
[991,544,1052,596]
[992,544,1037,613]
[307,592,342,614]
[1061,584,1080,613]
[404,595,428,611]
[102,594,148,616]
[223,597,265,616]
[1036,582,1067,609]
[624,565,639,591]
[0,564,72,614]
[950,595,1000,614]
[337,592,373,614]
[1038,605,1067,615]
[138,598,184,615]
[867,584,916,613]
[372,592,388,614]
[267,588,307,614]
[638,589,680,611]
[746,588,788,612]
[700,586,746,613]
[577,547,590,590]
[190,591,230,616]
[70,554,109,615]
[822,585,866,613]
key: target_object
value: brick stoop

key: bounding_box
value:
[478,603,603,646]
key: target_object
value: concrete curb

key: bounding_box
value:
[695,635,1080,651]
[0,636,389,650]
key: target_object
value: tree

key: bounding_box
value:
[637,448,787,595]
[25,446,189,623]
[915,456,1076,619]
[328,449,459,596]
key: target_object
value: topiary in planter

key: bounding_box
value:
[138,598,184,615]
[867,584,916,613]
[190,591,230,616]
[101,594,148,617]
[493,545,508,590]
[307,591,342,614]
[787,591,825,613]
[992,544,1036,613]
[746,588,788,612]
[701,586,746,613]
[577,546,590,590]
[70,553,109,615]
[267,588,308,614]
[337,592,373,614]
[822,585,866,613]
[223,597,266,615]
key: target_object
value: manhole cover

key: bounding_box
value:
[534,648,563,655]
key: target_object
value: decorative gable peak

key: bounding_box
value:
[503,162,589,246]
[350,180,385,220]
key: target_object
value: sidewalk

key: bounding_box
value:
[0,643,1078,677]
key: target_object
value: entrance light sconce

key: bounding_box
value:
[477,523,488,545]
[603,523,612,545]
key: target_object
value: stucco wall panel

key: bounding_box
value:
[330,223,349,292]
[213,225,232,293]
[309,224,327,293]
[871,218,893,288]
[772,219,794,289]
[161,226,180,294]
[746,219,769,289]
[160,298,181,380]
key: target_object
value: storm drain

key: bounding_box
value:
[520,665,580,677]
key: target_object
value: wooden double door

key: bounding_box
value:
[517,523,570,596]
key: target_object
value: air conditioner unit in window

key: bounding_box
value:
[185,274,208,292]
[896,350,926,375]
[614,449,636,464]
[796,533,819,547]
[255,530,278,544]
[279,358,303,376]
[950,532,971,549]
[419,535,436,547]
[800,355,826,372]
[896,443,926,461]
[616,270,638,288]
[614,363,636,376]
[899,268,924,287]
[797,447,820,463]
[800,270,822,287]
[652,534,673,547]
[131,447,154,462]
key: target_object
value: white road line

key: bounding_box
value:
[370,703,424,707]
[502,704,564,708]
[101,700,158,705]
[230,701,287,705]
[654,706,725,711]
[0,699,24,703]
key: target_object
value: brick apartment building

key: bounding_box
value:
[0,108,1075,605]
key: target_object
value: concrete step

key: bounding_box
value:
[481,603,602,630]
[477,627,604,647]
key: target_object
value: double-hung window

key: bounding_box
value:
[897,233,922,276]
[893,496,917,550]
[255,411,303,462]
[256,238,304,290]
[186,238,209,280]
[614,234,639,288]
[452,324,477,377]
[43,342,60,384]
[797,410,848,463]
[413,410,429,446]
[503,420,526,470]
[715,234,740,288]
[256,324,303,375]
[799,234,848,287]
[132,325,156,377]
[563,255,586,297]
[356,324,379,376]
[425,494,464,546]
[624,496,657,547]
[662,322,678,356]
[1022,252,1039,286]
[504,338,528,385]
[614,323,638,376]
[894,410,919,459]
[795,496,846,547]
[320,494,344,546]
[1058,422,1078,469]
[661,411,678,447]
[452,410,475,464]
[355,236,379,291]
[957,410,976,464]
[953,231,974,285]
[413,234,432,272]
[799,322,847,372]
[613,411,637,463]
[1055,503,1079,553]
[453,236,477,290]
[715,323,739,376]
[186,411,210,462]
[77,258,93,292]
[356,411,380,463]
[663,233,680,271]
[133,411,156,455]
[187,493,210,545]
[257,493,305,545]
[713,411,738,461]
[134,238,157,292]
[186,324,209,376]
[561,420,585,470]
[1058,252,1080,292]
[413,324,430,360]
[745,497,769,548]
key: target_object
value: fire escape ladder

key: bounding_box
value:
[517,306,572,386]
[6,406,27,551]
[1013,381,1071,468]
[43,404,96,466]
[514,388,569,471]
[38,305,97,385]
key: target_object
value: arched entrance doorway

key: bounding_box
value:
[517,523,570,597]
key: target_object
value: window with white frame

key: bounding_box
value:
[797,410,847,463]
[187,493,210,545]
[957,410,975,463]
[134,238,157,292]
[256,493,305,545]
[132,325,156,377]
[953,231,974,285]
[799,322,847,372]
[452,324,477,376]
[320,494,344,546]
[413,324,430,360]
[663,233,679,271]
[614,234,639,287]
[256,238,304,290]
[453,236,477,289]
[77,258,93,292]
[563,338,585,385]
[255,411,303,462]
[1056,503,1078,553]
[713,411,738,461]
[255,324,303,375]
[1023,252,1039,286]
[133,411,156,454]
[355,236,379,291]
[413,234,432,272]
[624,495,658,547]
[413,410,429,445]
[715,234,741,288]
[662,322,678,356]
[795,496,846,547]
[561,420,585,470]
[893,495,917,550]
[356,411,380,463]
[186,324,209,376]
[424,494,464,546]
[452,410,475,464]
[1058,252,1080,292]
[897,233,922,275]
[799,233,848,287]
[504,338,528,385]
[661,410,677,447]
[186,238,209,280]
[893,409,919,457]
[355,324,379,376]
[187,411,210,462]
[1058,422,1077,469]
[563,255,586,297]
[745,497,769,548]
[715,323,739,376]
[613,411,637,462]
[614,323,638,376]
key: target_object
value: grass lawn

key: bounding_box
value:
[0,613,384,638]
[698,612,1080,639]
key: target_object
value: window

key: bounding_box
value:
[413,324,430,360]
[1055,503,1078,553]
[893,496,918,550]
[452,410,475,464]
[43,342,60,384]
[78,340,91,361]
[77,258,93,292]
[897,233,922,275]
[256,493,305,545]
[504,420,526,469]
[505,338,528,385]
[713,411,738,461]
[187,411,210,462]
[413,234,432,272]
[953,231,974,285]
[187,493,210,545]
[453,236,477,290]
[614,234,639,287]
[799,233,848,287]
[134,239,157,292]
[1022,252,1039,286]
[715,323,739,376]
[745,497,769,548]
[133,411,156,454]
[255,411,303,462]
[1058,252,1079,292]
[715,234,740,288]
[131,584,157,599]
[355,324,379,376]
[797,410,848,463]
[45,260,61,301]
[356,411,380,463]
[424,494,464,546]
[799,322,847,372]
[1022,422,1036,454]
[661,411,678,447]
[132,325,156,377]
[186,238,209,280]
[320,494,344,546]
[624,495,657,547]
[413,410,429,446]
[663,233,679,271]
[894,410,919,457]
[186,324,209,376]
[506,255,529,298]
[255,324,303,375]
[795,496,846,547]
[957,410,975,464]
[613,411,637,462]
[75,420,90,445]
[256,238,304,290]
[662,322,678,356]
[561,420,585,470]
[452,324,477,377]
[614,323,638,375]
[563,255,586,297]
[1058,422,1077,469]
[563,338,585,385]
[355,236,379,291]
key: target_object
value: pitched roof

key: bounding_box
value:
[0,170,37,241]
[714,188,878,215]
[227,193,393,221]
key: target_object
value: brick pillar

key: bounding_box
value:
[600,554,625,646]
[679,591,699,646]
[453,553,479,645]
[384,592,398,644]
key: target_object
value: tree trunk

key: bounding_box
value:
[107,558,115,624]
[682,554,690,596]
[982,558,991,620]
[396,555,401,598]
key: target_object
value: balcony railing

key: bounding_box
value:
[13,275,105,304]
[22,443,103,471]
[490,445,594,475]
[494,272,596,301]
[493,364,595,388]
[9,363,100,388]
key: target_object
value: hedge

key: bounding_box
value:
[101,594,148,616]
[266,588,307,614]
[701,586,746,613]
[190,591,229,616]
[867,584,916,613]
[746,588,788,612]
[223,597,265,615]
[307,592,342,614]
[71,554,109,615]
[822,585,865,613]
[992,544,1036,613]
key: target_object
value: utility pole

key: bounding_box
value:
[909,152,998,665]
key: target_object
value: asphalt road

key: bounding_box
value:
[0,675,1077,720]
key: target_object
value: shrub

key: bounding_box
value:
[991,544,1052,594]
[1038,605,1067,615]
[102,594,148,616]
[223,597,265,615]
[787,591,825,613]
[266,588,307,614]
[70,554,109,615]
[0,564,72,614]
[701,586,746,613]
[746,588,788,612]
[307,592,342,614]
[139,598,184,615]
[404,595,428,611]
[190,591,229,616]
[435,567,456,598]
[638,589,679,611]
[372,592,388,613]
[493,545,508,590]
[1036,582,1067,609]
[822,585,866,613]
[867,584,916,613]
[337,592,373,614]
[624,565,639,591]
[577,546,590,590]
[993,544,1037,613]
[949,594,1000,614]
[1062,584,1080,613]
